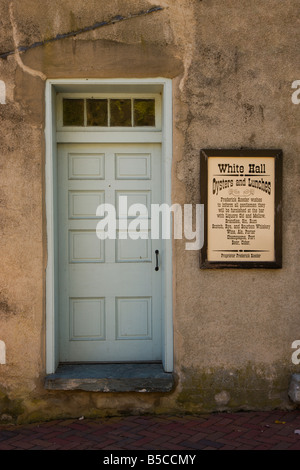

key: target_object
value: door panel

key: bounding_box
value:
[58,143,162,362]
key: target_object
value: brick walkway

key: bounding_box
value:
[0,410,300,451]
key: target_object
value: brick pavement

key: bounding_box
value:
[0,410,300,451]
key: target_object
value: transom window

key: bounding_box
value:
[59,94,159,129]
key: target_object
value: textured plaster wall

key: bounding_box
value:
[0,0,299,422]
[172,1,300,412]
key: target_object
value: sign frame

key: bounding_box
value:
[200,148,282,269]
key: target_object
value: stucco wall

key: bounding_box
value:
[0,0,299,423]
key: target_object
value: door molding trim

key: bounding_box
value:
[45,78,173,374]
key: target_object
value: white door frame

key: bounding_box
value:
[45,78,173,374]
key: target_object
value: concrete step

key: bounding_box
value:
[44,363,174,392]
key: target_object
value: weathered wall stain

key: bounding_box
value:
[0,389,24,423]
[176,363,295,413]
[0,296,15,317]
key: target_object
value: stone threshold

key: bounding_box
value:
[44,363,174,393]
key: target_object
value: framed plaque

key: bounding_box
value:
[200,149,282,268]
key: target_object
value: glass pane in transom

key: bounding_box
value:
[87,99,108,126]
[63,99,84,126]
[110,99,132,126]
[134,99,155,126]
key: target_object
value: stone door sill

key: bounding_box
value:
[44,363,174,392]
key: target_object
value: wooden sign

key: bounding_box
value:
[200,149,282,268]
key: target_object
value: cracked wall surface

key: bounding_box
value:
[0,0,300,422]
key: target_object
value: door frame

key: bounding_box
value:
[45,78,173,374]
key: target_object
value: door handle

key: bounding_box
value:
[155,250,159,271]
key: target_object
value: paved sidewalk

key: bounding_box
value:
[0,410,300,451]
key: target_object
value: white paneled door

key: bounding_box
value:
[58,143,162,362]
